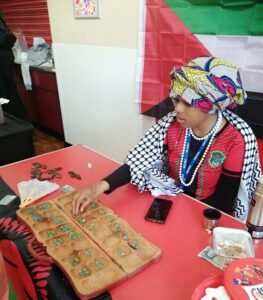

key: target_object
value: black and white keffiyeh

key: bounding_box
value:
[222,110,261,221]
[125,110,262,222]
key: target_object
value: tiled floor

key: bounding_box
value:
[33,129,66,156]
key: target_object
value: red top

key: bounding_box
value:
[165,121,245,199]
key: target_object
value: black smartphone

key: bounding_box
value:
[145,198,173,224]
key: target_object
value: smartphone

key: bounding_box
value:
[145,198,173,224]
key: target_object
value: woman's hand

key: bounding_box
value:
[72,180,110,215]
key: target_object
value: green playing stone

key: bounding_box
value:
[54,238,63,246]
[82,249,92,257]
[87,223,95,231]
[47,230,56,238]
[118,249,126,257]
[70,257,80,267]
[79,267,91,277]
[95,259,105,270]
[38,203,52,211]
[90,202,97,209]
[59,224,72,232]
[98,208,106,215]
[69,232,82,240]
[26,208,35,215]
[78,218,86,224]
[33,214,43,221]
[114,224,121,232]
[106,216,115,223]
[53,216,64,224]
[129,240,139,250]
[122,231,128,240]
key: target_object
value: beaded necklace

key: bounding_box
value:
[179,111,223,190]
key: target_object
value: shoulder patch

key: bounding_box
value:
[208,151,226,168]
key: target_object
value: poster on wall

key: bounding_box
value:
[73,0,99,18]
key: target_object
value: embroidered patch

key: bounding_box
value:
[208,151,226,168]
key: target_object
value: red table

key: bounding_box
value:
[0,145,262,300]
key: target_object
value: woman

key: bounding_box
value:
[0,12,27,120]
[73,57,261,222]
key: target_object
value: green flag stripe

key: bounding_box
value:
[164,0,263,36]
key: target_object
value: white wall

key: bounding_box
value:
[47,0,139,48]
[53,43,141,161]
[47,0,154,162]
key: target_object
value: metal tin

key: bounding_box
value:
[247,223,263,239]
[246,175,263,239]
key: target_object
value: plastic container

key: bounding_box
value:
[192,258,263,300]
[191,274,223,300]
[224,257,263,300]
[213,227,255,259]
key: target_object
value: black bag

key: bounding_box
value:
[0,28,17,49]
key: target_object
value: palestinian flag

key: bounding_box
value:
[137,0,263,114]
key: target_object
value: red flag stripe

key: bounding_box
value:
[140,0,210,113]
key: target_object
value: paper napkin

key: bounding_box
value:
[17,179,59,208]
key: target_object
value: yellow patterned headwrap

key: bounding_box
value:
[169,57,247,113]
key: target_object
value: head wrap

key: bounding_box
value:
[169,56,247,113]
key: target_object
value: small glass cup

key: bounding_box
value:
[203,208,222,231]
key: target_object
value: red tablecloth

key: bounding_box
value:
[0,145,262,300]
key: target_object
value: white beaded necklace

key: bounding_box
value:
[179,111,223,188]
[189,112,222,141]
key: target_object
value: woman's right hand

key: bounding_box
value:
[72,180,110,215]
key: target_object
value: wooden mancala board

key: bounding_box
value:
[16,192,162,299]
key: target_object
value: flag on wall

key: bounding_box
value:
[136,0,263,114]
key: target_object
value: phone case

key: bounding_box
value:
[145,198,173,224]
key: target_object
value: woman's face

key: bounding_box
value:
[173,99,211,129]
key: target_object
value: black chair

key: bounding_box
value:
[0,113,35,166]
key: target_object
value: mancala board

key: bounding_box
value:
[17,192,161,299]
